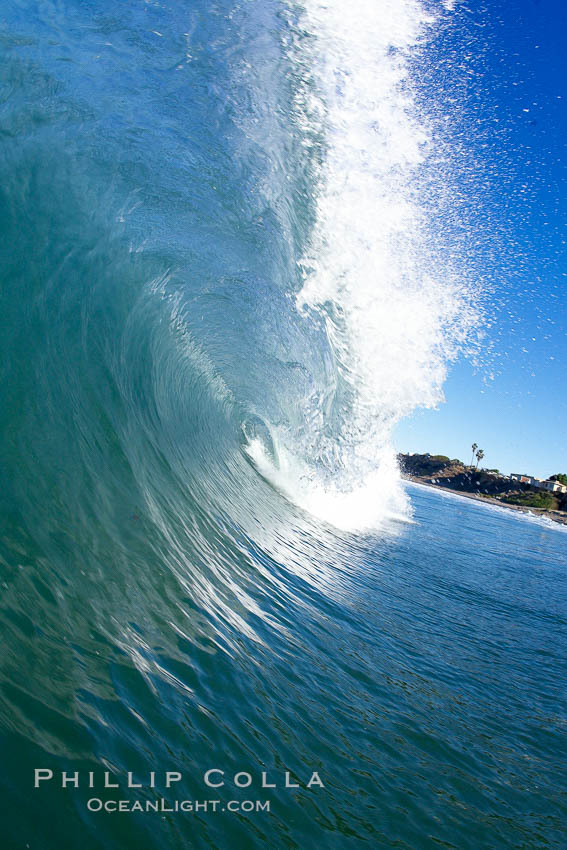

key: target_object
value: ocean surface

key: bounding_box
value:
[1,1,566,848]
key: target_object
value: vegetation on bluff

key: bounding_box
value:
[501,492,559,511]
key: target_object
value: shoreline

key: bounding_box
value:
[404,476,567,527]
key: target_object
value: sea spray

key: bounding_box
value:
[257,0,482,529]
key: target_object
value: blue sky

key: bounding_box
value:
[395,0,567,478]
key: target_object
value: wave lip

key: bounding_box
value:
[256,0,483,529]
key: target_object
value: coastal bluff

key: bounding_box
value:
[398,453,567,525]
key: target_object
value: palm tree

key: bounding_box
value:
[475,449,484,469]
[470,443,478,467]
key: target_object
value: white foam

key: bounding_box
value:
[244,427,411,530]
[277,0,480,530]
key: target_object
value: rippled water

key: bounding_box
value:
[2,481,566,848]
[1,1,566,848]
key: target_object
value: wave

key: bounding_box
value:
[0,0,480,569]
